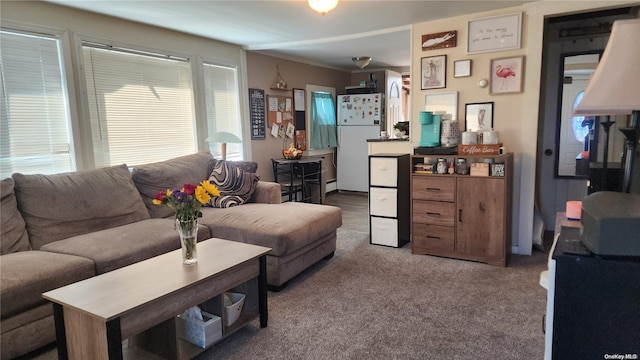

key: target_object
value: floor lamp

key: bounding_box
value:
[206,132,242,161]
[573,18,640,193]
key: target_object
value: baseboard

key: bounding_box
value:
[326,180,337,193]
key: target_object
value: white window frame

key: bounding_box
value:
[0,22,80,176]
[74,34,200,169]
[201,59,244,160]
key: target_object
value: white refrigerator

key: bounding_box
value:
[336,93,382,192]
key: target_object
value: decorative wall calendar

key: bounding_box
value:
[249,88,266,140]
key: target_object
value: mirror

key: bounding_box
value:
[555,52,600,177]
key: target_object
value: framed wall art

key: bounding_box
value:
[425,91,458,121]
[465,102,494,131]
[467,12,522,54]
[422,30,457,51]
[490,56,525,94]
[454,59,472,78]
[421,55,447,90]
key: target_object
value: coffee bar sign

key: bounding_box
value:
[467,12,522,54]
[458,144,503,155]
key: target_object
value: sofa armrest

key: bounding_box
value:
[249,181,281,204]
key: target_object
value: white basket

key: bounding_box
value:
[223,292,246,326]
[176,311,222,348]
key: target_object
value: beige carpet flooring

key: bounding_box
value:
[194,228,547,360]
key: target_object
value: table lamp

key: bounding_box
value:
[206,132,242,161]
[573,18,640,193]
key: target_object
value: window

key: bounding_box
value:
[571,91,591,143]
[0,29,73,178]
[82,43,195,168]
[203,62,243,160]
[309,91,337,149]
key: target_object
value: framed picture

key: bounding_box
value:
[425,91,458,121]
[465,102,494,131]
[490,56,525,94]
[467,12,522,54]
[421,55,446,90]
[422,30,457,51]
[453,59,471,78]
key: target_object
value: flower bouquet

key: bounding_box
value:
[153,181,220,264]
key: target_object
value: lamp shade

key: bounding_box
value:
[206,131,241,144]
[206,132,242,161]
[573,19,640,116]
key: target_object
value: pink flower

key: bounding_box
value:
[182,183,197,195]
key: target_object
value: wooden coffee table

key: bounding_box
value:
[43,238,271,359]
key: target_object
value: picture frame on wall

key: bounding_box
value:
[467,12,522,54]
[421,30,457,51]
[453,59,472,78]
[421,55,446,90]
[490,56,525,94]
[465,102,494,131]
[424,91,458,121]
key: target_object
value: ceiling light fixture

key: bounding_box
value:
[352,56,372,69]
[308,0,339,15]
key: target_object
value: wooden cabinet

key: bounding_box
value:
[411,154,513,266]
[369,154,410,248]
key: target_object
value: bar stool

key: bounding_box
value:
[298,160,322,204]
[271,159,303,202]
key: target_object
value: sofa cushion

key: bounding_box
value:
[132,152,214,218]
[40,218,211,274]
[0,251,95,318]
[208,159,258,176]
[1,178,30,254]
[12,164,150,250]
[208,160,259,208]
[200,202,342,256]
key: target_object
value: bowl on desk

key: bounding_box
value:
[283,149,303,160]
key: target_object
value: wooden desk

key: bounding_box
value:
[43,239,270,360]
[272,157,323,204]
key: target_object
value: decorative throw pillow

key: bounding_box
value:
[207,161,260,208]
[207,159,258,178]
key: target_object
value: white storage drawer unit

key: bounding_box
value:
[369,154,410,248]
[369,187,398,218]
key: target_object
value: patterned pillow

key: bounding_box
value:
[207,161,260,208]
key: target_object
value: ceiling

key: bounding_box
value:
[45,0,538,71]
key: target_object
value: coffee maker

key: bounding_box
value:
[418,111,441,147]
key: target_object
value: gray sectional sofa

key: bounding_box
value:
[0,151,342,359]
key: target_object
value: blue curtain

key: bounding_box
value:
[310,92,338,149]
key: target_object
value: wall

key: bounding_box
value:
[410,1,635,255]
[245,52,349,181]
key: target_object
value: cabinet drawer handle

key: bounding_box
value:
[426,187,441,191]
[426,235,441,240]
[426,212,440,216]
[459,209,462,222]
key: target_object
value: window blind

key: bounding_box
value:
[0,30,73,178]
[203,62,243,160]
[82,44,195,168]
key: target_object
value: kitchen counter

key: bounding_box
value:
[366,137,410,142]
[367,138,413,155]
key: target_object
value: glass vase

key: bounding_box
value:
[176,218,198,265]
